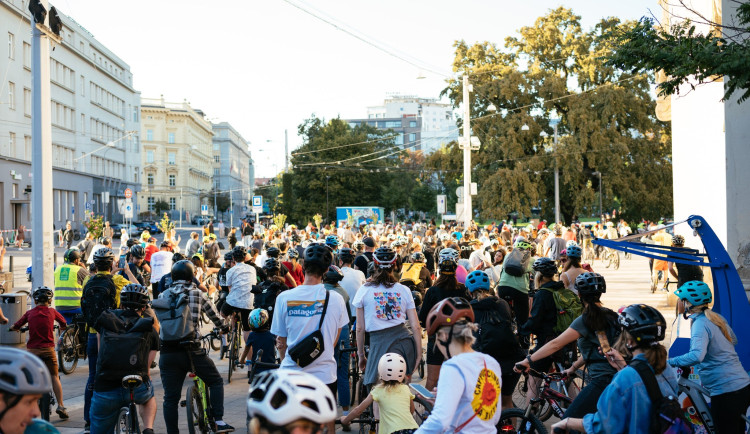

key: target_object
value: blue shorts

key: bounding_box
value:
[90,380,154,433]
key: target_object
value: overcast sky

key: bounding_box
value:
[64,0,657,177]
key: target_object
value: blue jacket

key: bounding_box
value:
[668,312,750,396]
[583,354,679,433]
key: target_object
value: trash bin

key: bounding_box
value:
[0,293,27,344]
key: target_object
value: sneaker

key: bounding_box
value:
[142,429,154,434]
[220,345,228,360]
[84,422,91,434]
[213,422,235,433]
[56,406,69,419]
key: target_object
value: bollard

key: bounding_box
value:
[53,252,57,266]
[8,257,12,275]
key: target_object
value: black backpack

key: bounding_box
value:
[252,281,286,322]
[95,310,154,384]
[631,360,694,434]
[471,300,520,360]
[81,274,117,330]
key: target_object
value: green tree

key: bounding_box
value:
[441,8,672,223]
[154,200,170,216]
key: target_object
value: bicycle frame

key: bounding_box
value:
[190,373,211,427]
[677,375,715,433]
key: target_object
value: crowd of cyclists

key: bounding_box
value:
[0,216,748,434]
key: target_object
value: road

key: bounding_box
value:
[0,239,676,433]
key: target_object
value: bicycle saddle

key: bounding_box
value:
[122,374,143,389]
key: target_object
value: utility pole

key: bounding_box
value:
[593,171,603,219]
[552,119,560,225]
[179,188,183,228]
[229,191,233,228]
[284,129,289,172]
[31,0,55,289]
[462,74,472,230]
[213,178,217,221]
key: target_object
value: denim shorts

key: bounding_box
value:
[90,380,153,433]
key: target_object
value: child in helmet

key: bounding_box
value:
[238,309,276,375]
[10,287,68,419]
[340,353,419,434]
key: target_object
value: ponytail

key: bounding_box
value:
[644,345,668,375]
[581,294,618,331]
[699,307,737,345]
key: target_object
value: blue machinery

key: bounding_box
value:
[593,215,750,369]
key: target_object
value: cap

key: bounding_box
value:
[363,237,376,248]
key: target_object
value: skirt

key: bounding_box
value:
[364,322,416,386]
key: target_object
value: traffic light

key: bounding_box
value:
[48,7,62,37]
[28,0,47,25]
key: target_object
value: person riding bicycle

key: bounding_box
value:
[515,272,619,420]
[282,248,305,286]
[338,248,366,319]
[215,251,234,313]
[252,257,290,324]
[0,348,60,434]
[89,284,158,434]
[667,235,704,289]
[553,304,679,433]
[53,248,88,325]
[465,270,523,412]
[668,280,750,433]
[10,287,68,420]
[418,247,470,391]
[158,260,233,433]
[415,297,502,433]
[119,245,150,286]
[246,370,337,434]
[497,238,535,330]
[560,244,586,294]
[266,246,298,288]
[238,309,275,373]
[222,246,257,346]
[400,252,432,292]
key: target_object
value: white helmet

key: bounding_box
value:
[378,352,407,382]
[247,370,337,426]
[565,240,578,249]
[439,233,450,241]
[0,348,53,396]
[438,247,459,265]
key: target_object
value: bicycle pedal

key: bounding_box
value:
[180,400,187,407]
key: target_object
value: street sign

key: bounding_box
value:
[252,196,263,214]
[103,192,110,203]
[71,206,75,215]
[123,203,133,219]
[124,188,132,199]
[437,195,447,214]
[85,202,91,211]
[201,204,209,216]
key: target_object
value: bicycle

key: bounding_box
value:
[496,407,547,433]
[200,328,222,355]
[245,349,279,382]
[116,375,143,434]
[180,346,214,434]
[339,340,362,407]
[16,326,57,421]
[512,366,581,422]
[226,313,242,383]
[57,314,88,374]
[675,366,716,433]
[409,385,434,425]
[604,249,620,270]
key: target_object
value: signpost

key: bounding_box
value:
[124,188,132,199]
[437,194,447,215]
[201,204,209,216]
[252,195,263,224]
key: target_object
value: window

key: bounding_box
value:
[8,82,14,110]
[409,133,416,142]
[132,107,138,122]
[168,152,176,165]
[213,168,219,176]
[8,33,14,59]
[169,174,176,187]
[146,129,153,141]
[146,150,154,163]
[409,121,417,128]
[147,197,155,211]
[80,75,85,96]
[24,135,30,160]
[168,132,175,144]
[147,174,154,186]
[169,197,176,210]
[80,114,85,133]
[213,155,220,163]
[23,88,30,116]
[395,134,404,145]
[385,121,401,128]
[9,133,15,158]
[22,42,29,68]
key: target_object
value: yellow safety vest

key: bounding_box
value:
[54,264,84,308]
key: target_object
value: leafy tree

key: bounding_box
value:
[607,2,750,102]
[154,200,170,216]
[207,192,231,213]
[84,215,104,239]
[441,8,672,224]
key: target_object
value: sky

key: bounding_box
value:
[63,0,658,177]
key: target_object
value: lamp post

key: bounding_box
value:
[462,75,472,229]
[593,171,603,218]
[551,119,560,225]
[326,176,331,222]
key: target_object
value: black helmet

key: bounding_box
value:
[323,265,344,284]
[618,304,666,346]
[224,251,234,262]
[575,272,606,296]
[532,257,557,278]
[291,234,301,244]
[33,286,53,304]
[172,252,186,262]
[373,247,398,268]
[287,249,299,259]
[92,247,115,265]
[672,235,685,247]
[304,244,333,269]
[64,248,81,263]
[411,290,423,308]
[411,252,426,263]
[130,245,145,259]
[266,247,280,258]
[120,284,150,309]
[232,246,247,261]
[171,260,195,282]
[338,248,355,264]
[263,257,280,272]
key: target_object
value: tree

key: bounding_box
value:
[607,2,750,102]
[207,192,230,213]
[440,8,672,224]
[154,200,170,216]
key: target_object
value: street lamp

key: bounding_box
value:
[592,171,603,218]
[550,119,560,225]
[326,176,331,222]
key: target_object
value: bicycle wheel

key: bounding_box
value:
[57,328,79,375]
[227,326,239,383]
[605,253,612,268]
[511,375,551,421]
[412,394,433,425]
[497,407,547,433]
[186,384,208,434]
[115,407,130,434]
[349,356,359,406]
[613,253,620,270]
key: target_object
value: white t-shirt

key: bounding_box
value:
[351,282,415,332]
[87,244,107,264]
[340,267,366,315]
[415,352,502,434]
[225,262,256,310]
[469,249,488,270]
[271,284,349,384]
[149,250,173,283]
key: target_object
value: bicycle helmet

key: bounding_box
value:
[514,239,533,250]
[439,233,450,242]
[352,240,364,251]
[397,235,408,244]
[120,284,150,309]
[303,244,333,269]
[266,247,280,258]
[263,257,280,272]
[202,236,210,243]
[232,246,247,261]
[92,247,115,265]
[338,248,355,263]
[425,297,475,336]
[674,280,712,306]
[63,248,81,263]
[373,247,398,268]
[566,245,582,259]
[32,286,53,304]
[324,235,339,249]
[287,248,299,260]
[129,245,145,259]
[465,270,490,293]
[223,251,233,262]
[247,370,337,426]
[0,347,53,396]
[532,257,557,278]
[171,260,195,282]
[378,353,407,383]
[575,272,606,296]
[672,235,685,247]
[411,290,423,308]
[438,248,459,266]
[249,308,269,330]
[618,304,666,346]
[323,265,344,284]
[565,240,579,249]
[208,233,217,241]
[411,252,426,263]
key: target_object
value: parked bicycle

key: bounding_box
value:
[116,375,144,434]
[57,314,88,374]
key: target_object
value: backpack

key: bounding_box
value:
[80,274,117,330]
[503,248,530,277]
[471,300,519,359]
[152,289,195,343]
[541,286,583,334]
[400,263,424,286]
[95,310,153,385]
[631,360,694,434]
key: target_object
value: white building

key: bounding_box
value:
[0,0,141,232]
[212,122,253,225]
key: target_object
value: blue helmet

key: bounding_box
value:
[249,309,269,330]
[325,235,339,248]
[674,281,712,306]
[465,270,490,293]
[566,245,582,259]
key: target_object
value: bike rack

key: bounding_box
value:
[593,215,750,368]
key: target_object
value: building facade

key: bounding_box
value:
[139,98,213,222]
[211,122,252,223]
[0,1,141,232]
